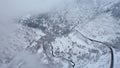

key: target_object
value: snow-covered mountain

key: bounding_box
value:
[0,0,120,68]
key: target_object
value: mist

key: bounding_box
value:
[0,0,71,39]
[1,0,120,68]
[0,0,72,68]
[0,0,65,22]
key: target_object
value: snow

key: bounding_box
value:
[76,12,120,44]
[114,51,120,68]
[52,31,110,68]
[0,0,120,68]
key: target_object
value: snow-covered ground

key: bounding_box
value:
[0,0,120,68]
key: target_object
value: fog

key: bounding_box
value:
[1,0,120,68]
[0,0,113,34]
[0,0,65,23]
[0,0,72,39]
[0,0,72,67]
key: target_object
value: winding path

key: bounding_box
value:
[75,29,114,68]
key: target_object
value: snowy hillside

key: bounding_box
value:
[0,0,120,68]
